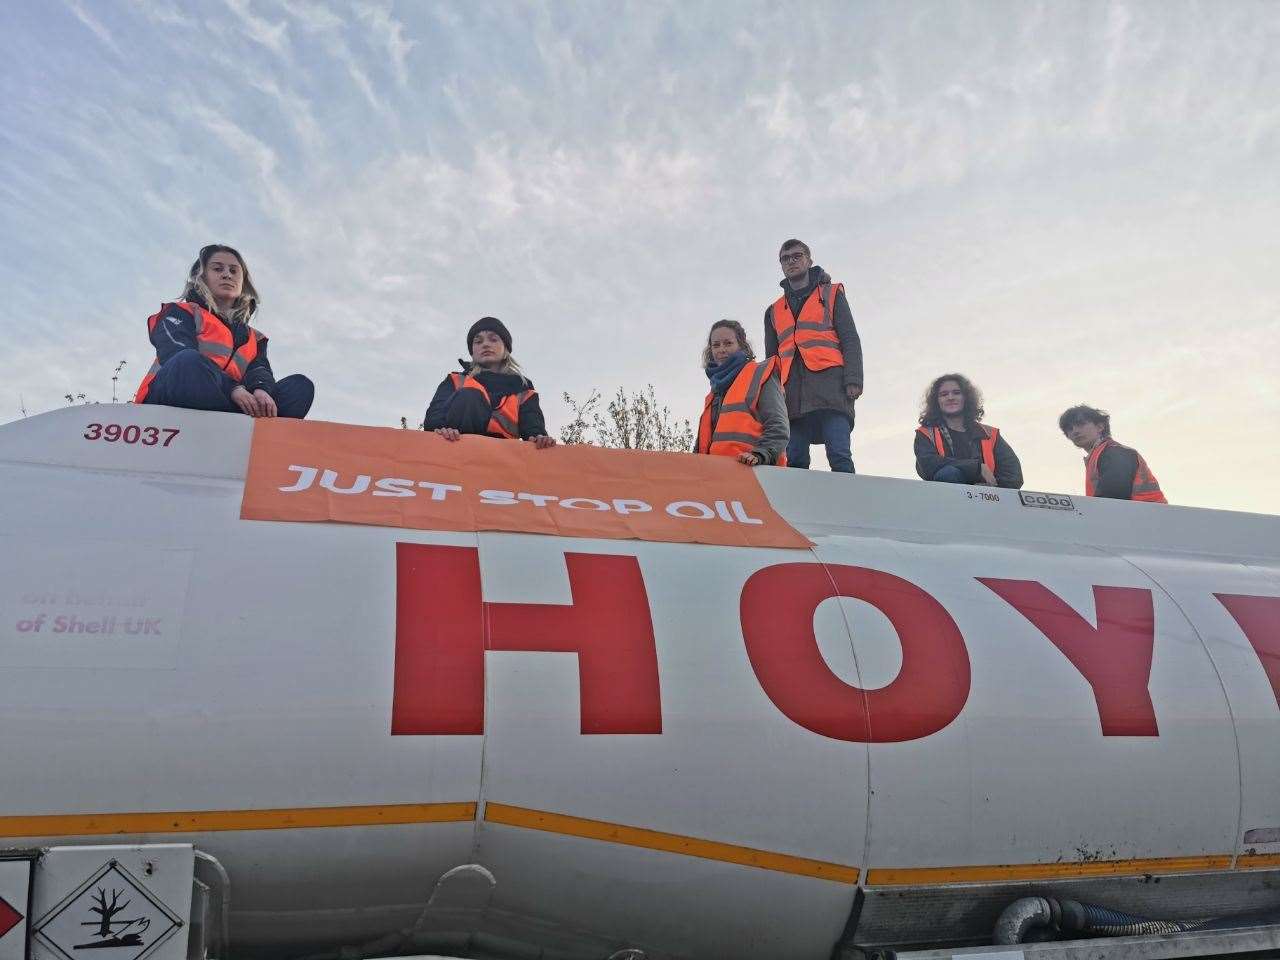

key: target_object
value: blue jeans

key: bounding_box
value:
[931,465,967,483]
[143,349,314,418]
[786,410,854,473]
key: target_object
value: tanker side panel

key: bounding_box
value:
[807,532,1239,877]
[1118,554,1280,870]
[0,415,488,949]
[461,532,868,960]
[5,407,1280,959]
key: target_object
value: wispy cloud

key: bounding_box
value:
[279,0,394,118]
[356,1,416,87]
[279,0,345,32]
[65,0,123,57]
[245,74,325,152]
[3,0,1279,511]
[223,0,290,56]
[128,0,196,29]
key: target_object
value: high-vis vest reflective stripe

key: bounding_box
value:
[769,282,845,385]
[1085,439,1167,503]
[448,372,535,440]
[917,424,999,474]
[696,357,786,465]
[134,301,260,403]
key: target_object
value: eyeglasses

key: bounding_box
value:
[779,251,807,264]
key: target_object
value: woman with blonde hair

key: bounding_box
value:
[423,317,555,447]
[133,244,314,418]
[694,319,788,466]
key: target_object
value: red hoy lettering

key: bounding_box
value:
[740,563,971,743]
[392,544,661,735]
[391,551,1280,740]
[979,579,1159,736]
[1216,594,1280,710]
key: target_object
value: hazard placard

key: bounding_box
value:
[30,847,191,960]
[0,855,34,960]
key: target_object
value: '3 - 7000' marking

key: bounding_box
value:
[83,423,181,446]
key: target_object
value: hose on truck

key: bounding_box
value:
[993,897,1214,944]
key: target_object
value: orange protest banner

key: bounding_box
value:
[240,420,811,549]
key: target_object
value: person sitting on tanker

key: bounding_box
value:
[423,317,556,448]
[134,244,314,417]
[1058,404,1166,503]
[914,373,1023,489]
[133,245,314,418]
[694,320,788,466]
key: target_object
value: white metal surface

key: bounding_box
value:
[1121,555,1280,865]
[2,405,1279,960]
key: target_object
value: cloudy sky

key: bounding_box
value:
[2,0,1277,513]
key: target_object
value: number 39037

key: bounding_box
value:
[83,423,180,446]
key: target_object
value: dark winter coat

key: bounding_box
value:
[914,422,1024,489]
[423,362,549,439]
[763,265,863,426]
[146,291,276,400]
[1087,441,1142,499]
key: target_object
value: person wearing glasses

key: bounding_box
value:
[134,244,314,418]
[763,238,863,473]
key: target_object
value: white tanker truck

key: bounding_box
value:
[2,405,1279,960]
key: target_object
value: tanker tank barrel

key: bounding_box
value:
[4,405,1280,960]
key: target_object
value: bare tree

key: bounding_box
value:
[60,360,129,408]
[111,360,127,403]
[560,385,694,453]
[86,888,131,938]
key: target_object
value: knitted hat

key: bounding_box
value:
[466,316,512,354]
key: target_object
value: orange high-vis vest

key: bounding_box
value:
[696,358,786,465]
[1085,438,1167,503]
[768,282,845,385]
[448,372,535,440]
[134,301,261,403]
[917,424,1000,474]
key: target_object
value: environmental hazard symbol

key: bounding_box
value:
[32,861,181,960]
